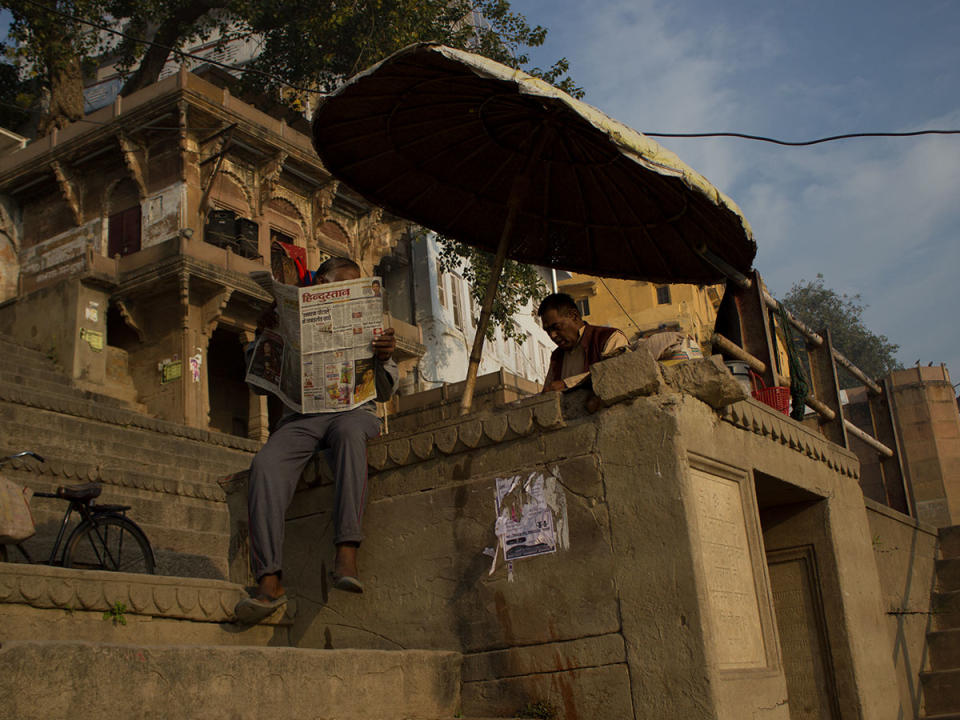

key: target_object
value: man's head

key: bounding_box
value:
[315,256,361,284]
[537,293,584,351]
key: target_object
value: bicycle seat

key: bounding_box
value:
[56,483,102,502]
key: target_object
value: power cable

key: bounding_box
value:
[644,130,960,146]
[8,1,960,144]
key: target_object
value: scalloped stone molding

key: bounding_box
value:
[721,398,860,479]
[0,563,288,625]
[3,455,229,503]
[367,394,565,472]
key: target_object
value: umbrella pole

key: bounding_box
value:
[459,123,551,415]
[459,198,520,414]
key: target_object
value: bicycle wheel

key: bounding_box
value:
[63,515,156,574]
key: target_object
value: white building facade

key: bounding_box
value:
[408,233,553,390]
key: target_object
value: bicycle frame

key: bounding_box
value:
[30,492,123,566]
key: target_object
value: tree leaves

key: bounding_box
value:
[782,274,902,388]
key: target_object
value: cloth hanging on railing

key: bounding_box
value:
[777,302,810,421]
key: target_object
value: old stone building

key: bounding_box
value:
[0,68,419,440]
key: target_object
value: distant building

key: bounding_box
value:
[407,233,552,391]
[558,272,722,346]
[0,69,416,441]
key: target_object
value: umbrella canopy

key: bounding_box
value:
[312,43,756,285]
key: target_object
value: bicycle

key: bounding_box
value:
[0,451,156,574]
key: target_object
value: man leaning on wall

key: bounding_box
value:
[538,292,628,399]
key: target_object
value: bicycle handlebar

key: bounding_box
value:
[0,451,46,466]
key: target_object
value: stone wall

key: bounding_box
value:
[865,500,939,720]
[225,351,907,720]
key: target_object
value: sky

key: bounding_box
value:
[2,4,958,379]
[512,0,960,380]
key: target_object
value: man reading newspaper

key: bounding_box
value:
[236,256,397,624]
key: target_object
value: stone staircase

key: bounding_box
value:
[922,525,960,719]
[0,335,520,719]
[0,334,258,579]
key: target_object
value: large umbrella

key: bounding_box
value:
[312,43,756,412]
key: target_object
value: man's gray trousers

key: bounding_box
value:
[247,408,381,580]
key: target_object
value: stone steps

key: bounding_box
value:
[0,641,461,720]
[923,669,960,718]
[943,526,960,560]
[0,404,253,480]
[922,526,960,719]
[0,335,145,412]
[934,590,960,631]
[929,629,960,669]
[939,559,960,593]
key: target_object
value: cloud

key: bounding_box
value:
[520,0,960,375]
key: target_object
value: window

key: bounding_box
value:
[107,206,141,258]
[436,259,447,307]
[451,275,465,331]
[656,285,672,305]
[576,297,590,317]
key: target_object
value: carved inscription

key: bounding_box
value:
[690,467,766,669]
[767,550,838,720]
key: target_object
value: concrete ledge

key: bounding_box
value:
[721,397,861,479]
[865,496,939,536]
[366,393,566,471]
[0,563,281,624]
[0,641,461,720]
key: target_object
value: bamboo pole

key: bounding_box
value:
[712,332,766,374]
[844,418,894,457]
[459,125,550,414]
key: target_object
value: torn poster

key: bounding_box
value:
[491,468,569,576]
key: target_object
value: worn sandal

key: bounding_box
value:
[329,572,364,594]
[234,593,287,624]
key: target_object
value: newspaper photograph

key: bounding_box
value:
[245,272,384,414]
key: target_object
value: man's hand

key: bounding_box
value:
[373,327,396,361]
[544,380,567,392]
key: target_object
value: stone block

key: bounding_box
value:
[0,642,461,720]
[462,663,633,720]
[590,346,662,405]
[462,633,625,682]
[663,358,749,409]
[920,668,960,716]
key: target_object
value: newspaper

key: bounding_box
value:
[245,272,384,414]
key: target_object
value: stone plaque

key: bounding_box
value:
[767,548,838,720]
[690,467,766,670]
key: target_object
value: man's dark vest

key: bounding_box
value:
[548,323,618,383]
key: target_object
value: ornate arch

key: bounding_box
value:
[266,194,307,237]
[209,168,255,217]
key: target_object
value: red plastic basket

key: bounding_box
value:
[749,371,790,415]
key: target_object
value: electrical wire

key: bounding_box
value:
[644,130,960,146]
[7,0,960,145]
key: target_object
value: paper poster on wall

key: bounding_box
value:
[79,328,103,351]
[161,360,182,383]
[488,467,569,581]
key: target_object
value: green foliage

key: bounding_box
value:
[517,700,557,719]
[102,600,128,625]
[3,0,582,130]
[781,274,902,388]
[436,233,547,343]
[0,60,34,132]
